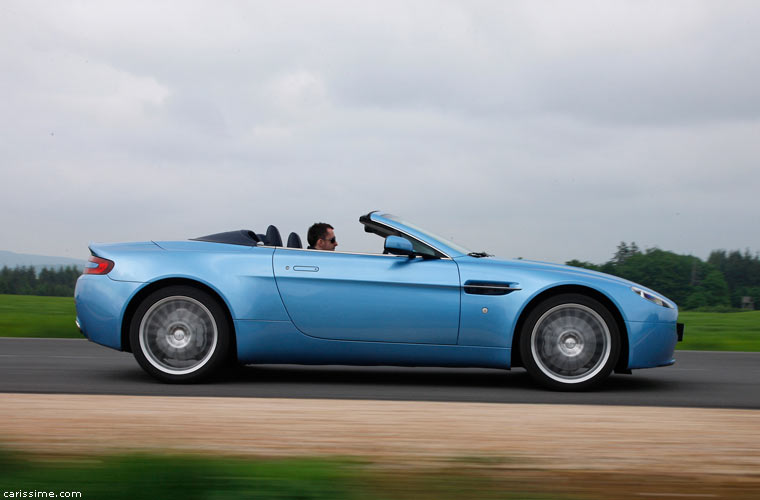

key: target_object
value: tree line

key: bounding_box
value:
[0,266,82,297]
[567,244,760,310]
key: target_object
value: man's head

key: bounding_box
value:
[307,222,338,251]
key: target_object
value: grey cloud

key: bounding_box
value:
[1,0,759,265]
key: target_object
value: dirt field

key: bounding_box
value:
[2,394,759,497]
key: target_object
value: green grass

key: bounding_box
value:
[0,449,568,500]
[3,447,755,499]
[0,294,80,338]
[677,310,760,351]
[1,294,759,352]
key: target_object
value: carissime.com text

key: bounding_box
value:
[4,492,82,498]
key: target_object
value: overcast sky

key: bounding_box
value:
[1,1,759,264]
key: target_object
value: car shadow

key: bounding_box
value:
[228,364,526,388]
[228,364,678,391]
[604,373,677,391]
[93,361,681,404]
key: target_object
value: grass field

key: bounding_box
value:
[677,310,760,351]
[0,294,80,338]
[3,447,755,500]
[0,294,758,351]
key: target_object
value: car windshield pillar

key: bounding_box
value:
[360,217,444,259]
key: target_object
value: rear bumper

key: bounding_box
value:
[75,317,85,337]
[75,274,143,350]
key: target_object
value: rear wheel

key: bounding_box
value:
[130,286,230,383]
[519,293,620,391]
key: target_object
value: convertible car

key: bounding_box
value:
[75,211,683,390]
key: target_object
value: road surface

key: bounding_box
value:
[1,338,758,409]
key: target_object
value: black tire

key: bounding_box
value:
[129,285,231,383]
[519,293,620,391]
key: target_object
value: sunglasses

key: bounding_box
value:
[324,237,336,244]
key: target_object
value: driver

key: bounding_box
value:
[307,223,338,251]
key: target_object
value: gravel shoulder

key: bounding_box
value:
[2,393,759,479]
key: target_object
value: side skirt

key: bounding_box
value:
[235,320,510,369]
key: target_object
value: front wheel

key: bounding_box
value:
[130,286,231,383]
[519,294,620,391]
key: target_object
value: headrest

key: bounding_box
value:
[286,232,303,248]
[265,225,283,247]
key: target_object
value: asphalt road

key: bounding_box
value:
[1,338,758,409]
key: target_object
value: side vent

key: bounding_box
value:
[463,281,521,296]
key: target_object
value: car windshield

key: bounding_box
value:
[383,214,473,255]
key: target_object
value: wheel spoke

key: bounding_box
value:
[531,303,612,384]
[139,296,218,375]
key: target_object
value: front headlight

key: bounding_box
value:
[631,286,674,309]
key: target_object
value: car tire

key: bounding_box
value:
[129,285,230,383]
[519,293,620,391]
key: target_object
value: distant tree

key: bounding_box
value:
[8,266,36,295]
[0,265,80,297]
[565,259,602,272]
[733,286,760,309]
[607,249,703,306]
[566,244,750,310]
[708,249,760,307]
[685,269,730,309]
[561,242,760,310]
[37,267,54,296]
[612,241,641,266]
[0,266,9,294]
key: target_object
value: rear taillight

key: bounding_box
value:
[84,256,114,275]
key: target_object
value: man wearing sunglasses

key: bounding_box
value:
[307,222,338,251]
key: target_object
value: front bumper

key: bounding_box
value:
[627,320,681,369]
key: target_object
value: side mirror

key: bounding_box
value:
[384,235,415,257]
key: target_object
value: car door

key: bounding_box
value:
[272,249,461,344]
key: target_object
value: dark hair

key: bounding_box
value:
[307,222,334,247]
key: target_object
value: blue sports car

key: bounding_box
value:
[74,211,683,390]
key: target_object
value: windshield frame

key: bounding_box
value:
[363,212,472,258]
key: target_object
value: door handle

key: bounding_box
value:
[293,265,319,272]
